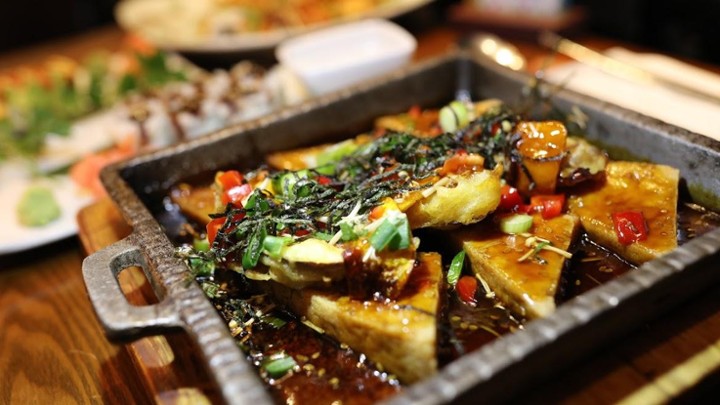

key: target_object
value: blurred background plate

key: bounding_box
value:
[115,0,435,65]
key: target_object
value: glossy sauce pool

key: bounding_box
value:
[167,194,720,404]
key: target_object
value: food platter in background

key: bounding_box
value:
[114,0,434,54]
[0,45,307,255]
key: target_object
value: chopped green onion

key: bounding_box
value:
[242,225,267,269]
[188,256,215,277]
[499,214,534,234]
[262,314,288,329]
[370,215,411,251]
[262,354,297,378]
[340,222,359,242]
[533,241,550,256]
[314,164,336,176]
[271,169,310,197]
[439,100,470,133]
[263,235,292,260]
[316,139,359,166]
[447,250,466,286]
[201,281,219,298]
[313,231,334,241]
[193,237,210,252]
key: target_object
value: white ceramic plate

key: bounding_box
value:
[0,175,93,255]
[115,0,433,53]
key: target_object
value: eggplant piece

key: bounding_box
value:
[558,136,609,188]
[260,252,442,383]
[451,214,580,319]
[567,161,678,264]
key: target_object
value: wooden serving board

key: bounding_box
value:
[77,198,720,404]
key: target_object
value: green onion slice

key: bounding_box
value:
[499,214,534,234]
[370,215,411,252]
[262,354,297,378]
[316,139,359,166]
[447,250,466,287]
[262,235,292,260]
[242,225,267,269]
[439,100,470,133]
[193,237,210,252]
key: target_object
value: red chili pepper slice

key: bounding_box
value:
[612,211,649,245]
[456,275,478,306]
[529,194,566,219]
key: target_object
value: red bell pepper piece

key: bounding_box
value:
[456,275,478,306]
[612,211,649,245]
[498,185,525,212]
[316,175,332,186]
[530,194,566,219]
[206,217,227,245]
[221,183,253,206]
[216,170,243,189]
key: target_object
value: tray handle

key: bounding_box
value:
[82,236,182,341]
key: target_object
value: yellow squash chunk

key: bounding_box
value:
[567,161,678,264]
[262,252,442,383]
[405,165,502,229]
[452,214,580,319]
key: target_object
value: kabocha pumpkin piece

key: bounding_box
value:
[567,161,679,264]
[451,214,580,319]
[261,252,442,383]
[511,121,568,196]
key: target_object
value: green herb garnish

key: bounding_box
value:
[447,250,466,287]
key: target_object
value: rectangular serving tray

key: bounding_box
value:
[82,52,720,404]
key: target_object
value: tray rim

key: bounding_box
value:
[88,51,720,405]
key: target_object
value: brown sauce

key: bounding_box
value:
[167,189,720,404]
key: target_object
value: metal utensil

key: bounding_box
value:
[539,31,720,105]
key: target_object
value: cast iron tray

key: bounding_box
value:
[82,52,720,404]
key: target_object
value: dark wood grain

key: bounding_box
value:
[0,238,150,404]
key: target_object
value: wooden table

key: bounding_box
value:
[2,23,720,405]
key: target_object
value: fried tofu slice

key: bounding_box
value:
[567,161,678,264]
[261,252,442,383]
[405,165,502,229]
[170,184,215,224]
[452,214,580,319]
